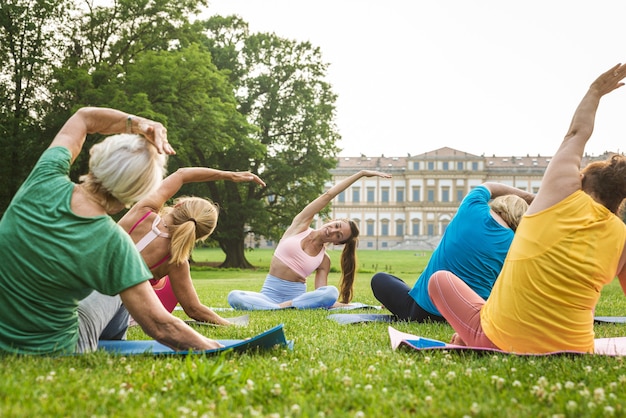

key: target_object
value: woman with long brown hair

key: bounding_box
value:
[228,170,390,310]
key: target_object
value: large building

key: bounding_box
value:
[323,146,610,250]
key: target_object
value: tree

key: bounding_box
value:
[46,5,266,268]
[0,0,75,213]
[197,16,341,268]
[46,0,214,180]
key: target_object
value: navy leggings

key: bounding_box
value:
[370,272,445,323]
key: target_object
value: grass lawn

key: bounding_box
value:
[2,248,626,417]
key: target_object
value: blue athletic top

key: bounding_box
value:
[408,185,515,316]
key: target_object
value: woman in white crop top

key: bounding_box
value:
[119,167,265,325]
[228,170,391,310]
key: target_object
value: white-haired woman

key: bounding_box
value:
[0,107,222,354]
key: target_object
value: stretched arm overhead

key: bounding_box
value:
[528,63,626,215]
[284,170,392,237]
[482,182,535,204]
[50,107,174,162]
[136,167,266,212]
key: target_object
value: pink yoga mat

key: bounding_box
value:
[388,326,626,356]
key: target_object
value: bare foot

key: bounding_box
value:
[450,333,467,346]
[278,300,293,309]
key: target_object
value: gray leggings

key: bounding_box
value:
[76,291,129,353]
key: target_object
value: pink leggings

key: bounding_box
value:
[152,276,179,313]
[428,270,499,349]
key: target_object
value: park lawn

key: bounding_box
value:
[2,249,626,417]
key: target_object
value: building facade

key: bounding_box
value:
[322,146,609,250]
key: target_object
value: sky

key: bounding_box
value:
[201,0,626,158]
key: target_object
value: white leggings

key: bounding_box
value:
[228,274,339,310]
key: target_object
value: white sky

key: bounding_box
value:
[203,0,626,158]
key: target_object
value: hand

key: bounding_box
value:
[229,171,266,187]
[135,118,176,155]
[589,63,626,97]
[360,170,392,179]
[204,338,225,350]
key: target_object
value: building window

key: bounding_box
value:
[337,191,345,203]
[367,241,373,248]
[366,220,375,236]
[441,187,450,203]
[395,221,404,236]
[472,162,479,170]
[427,189,435,202]
[367,187,375,203]
[443,162,449,170]
[381,187,389,203]
[427,161,435,170]
[352,187,360,203]
[396,188,404,202]
[427,223,435,236]
[457,190,464,202]
[412,186,421,202]
[441,220,450,234]
[381,242,388,248]
[381,220,389,236]
[457,161,464,170]
[412,161,420,170]
[412,220,420,236]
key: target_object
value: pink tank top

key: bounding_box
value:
[128,211,170,269]
[128,212,178,311]
[273,229,325,278]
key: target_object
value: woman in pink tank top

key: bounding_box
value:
[118,167,265,325]
[228,170,391,310]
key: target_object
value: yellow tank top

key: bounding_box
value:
[481,190,626,353]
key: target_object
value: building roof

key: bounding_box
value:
[334,147,618,170]
[410,147,482,160]
[335,155,407,170]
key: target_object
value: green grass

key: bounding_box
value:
[3,249,626,417]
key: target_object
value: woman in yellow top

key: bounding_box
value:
[428,63,626,354]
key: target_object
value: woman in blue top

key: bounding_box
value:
[371,182,533,322]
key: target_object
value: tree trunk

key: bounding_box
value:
[220,238,255,269]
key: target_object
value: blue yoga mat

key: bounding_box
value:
[97,324,292,355]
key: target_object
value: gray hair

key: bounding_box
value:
[85,134,167,206]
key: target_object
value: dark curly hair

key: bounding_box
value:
[581,154,626,215]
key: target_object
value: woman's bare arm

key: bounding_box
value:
[284,170,391,237]
[120,281,224,350]
[50,107,173,163]
[528,64,626,215]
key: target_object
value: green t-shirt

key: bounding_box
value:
[0,146,152,355]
